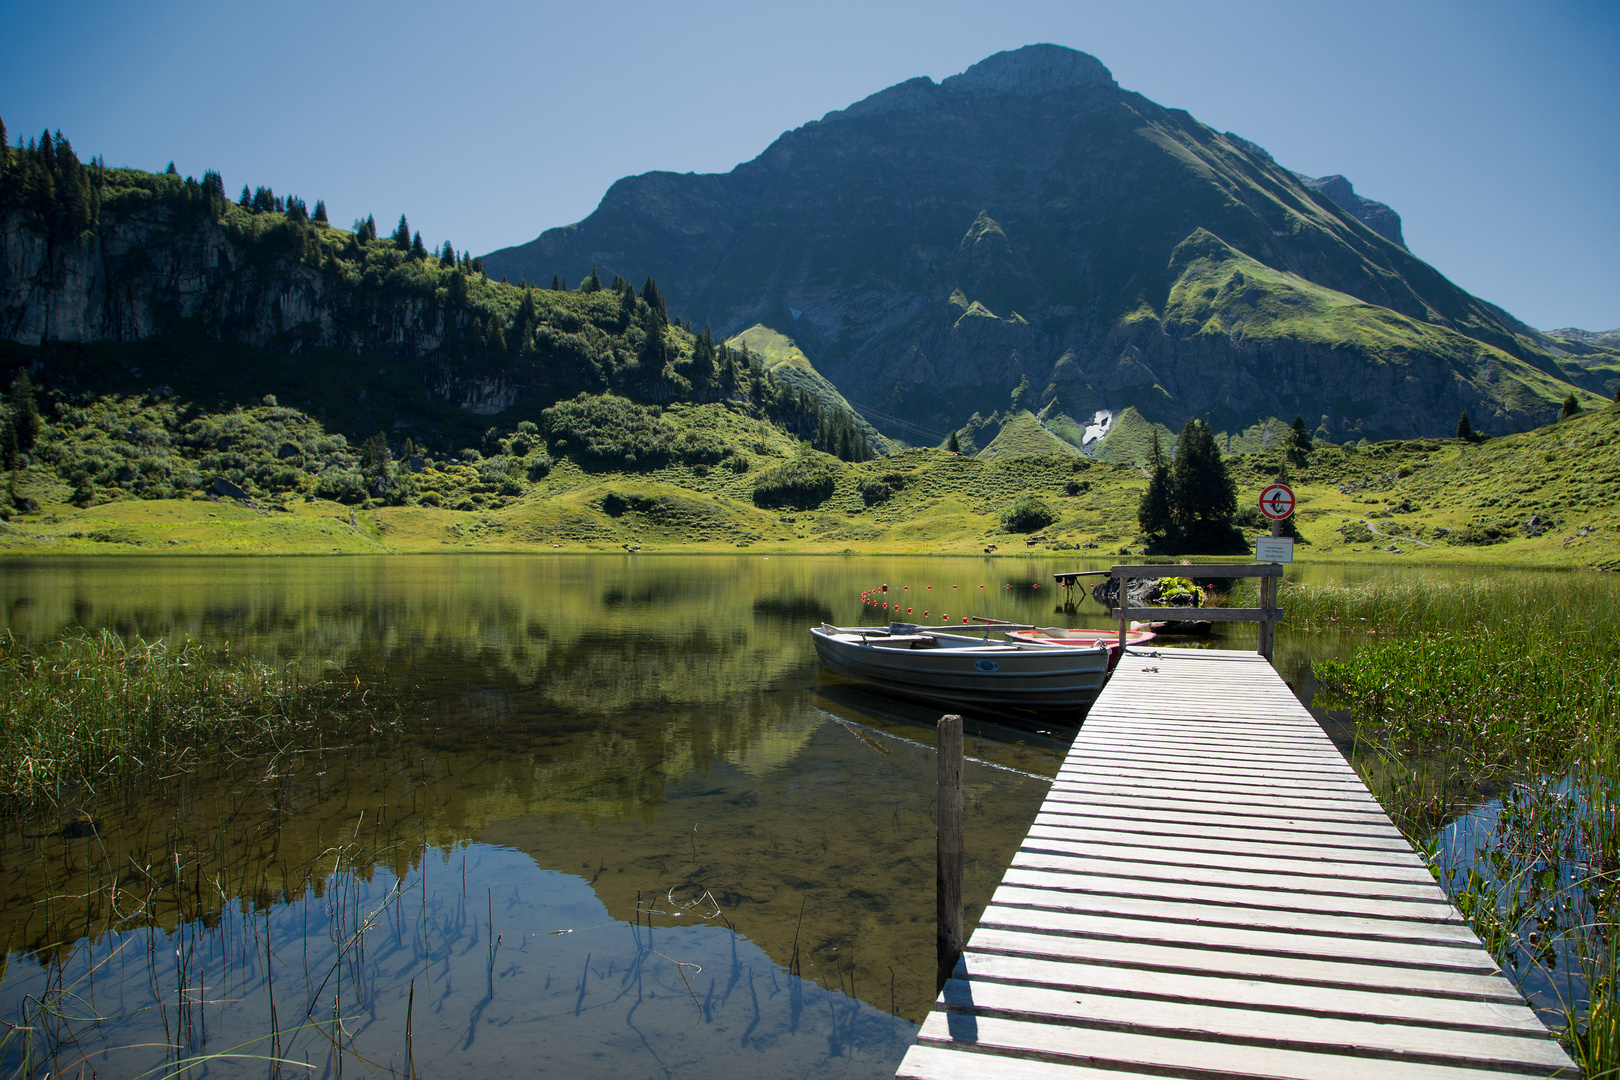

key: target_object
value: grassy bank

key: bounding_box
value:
[1295,575,1620,1070]
[0,630,382,811]
[3,401,1618,567]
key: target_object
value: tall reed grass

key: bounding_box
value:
[0,629,363,811]
[1282,573,1620,1073]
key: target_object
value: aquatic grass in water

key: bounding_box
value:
[0,629,377,810]
[1292,573,1620,1073]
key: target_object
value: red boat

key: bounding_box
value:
[1004,626,1156,671]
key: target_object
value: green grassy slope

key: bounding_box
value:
[723,324,894,452]
[1091,407,1175,467]
[1161,232,1608,426]
[975,410,1083,460]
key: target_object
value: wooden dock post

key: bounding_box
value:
[936,714,965,990]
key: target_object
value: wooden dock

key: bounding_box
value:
[898,647,1578,1079]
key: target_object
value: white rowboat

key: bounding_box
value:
[810,622,1112,712]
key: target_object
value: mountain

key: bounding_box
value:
[484,44,1619,444]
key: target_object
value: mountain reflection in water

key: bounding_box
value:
[0,555,1067,1078]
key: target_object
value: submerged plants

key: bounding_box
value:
[0,629,385,811]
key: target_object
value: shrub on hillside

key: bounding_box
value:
[859,479,894,506]
[752,454,841,510]
[542,392,723,469]
[1001,493,1057,533]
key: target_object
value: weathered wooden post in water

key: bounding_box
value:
[936,714,964,990]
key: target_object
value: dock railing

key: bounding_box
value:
[1106,563,1285,661]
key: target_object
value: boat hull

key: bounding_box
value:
[810,626,1110,711]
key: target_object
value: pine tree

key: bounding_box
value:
[1457,412,1474,441]
[313,199,328,223]
[239,185,253,208]
[1561,393,1581,420]
[692,325,717,385]
[1169,419,1236,535]
[579,265,601,292]
[286,195,308,223]
[640,277,667,323]
[946,430,960,453]
[165,161,178,175]
[0,115,8,169]
[9,371,41,452]
[1136,430,1173,538]
[439,241,455,268]
[410,231,428,260]
[393,214,411,250]
[1290,414,1312,451]
[551,273,561,291]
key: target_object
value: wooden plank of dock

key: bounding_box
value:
[898,647,1578,1080]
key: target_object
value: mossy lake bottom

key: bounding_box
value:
[0,554,1612,1077]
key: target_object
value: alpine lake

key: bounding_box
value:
[0,554,1601,1078]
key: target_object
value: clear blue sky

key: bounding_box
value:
[3,0,1616,330]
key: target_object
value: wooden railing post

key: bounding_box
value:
[1116,577,1129,655]
[937,713,965,990]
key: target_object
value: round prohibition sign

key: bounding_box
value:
[1258,482,1296,520]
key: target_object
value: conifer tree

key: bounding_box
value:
[38,130,54,170]
[579,266,601,292]
[640,277,667,323]
[165,162,178,175]
[1169,419,1235,537]
[239,185,253,208]
[313,199,328,223]
[410,231,428,260]
[286,195,308,223]
[0,115,8,169]
[439,241,455,268]
[551,273,561,291]
[393,214,411,250]
[8,371,41,452]
[1137,430,1174,538]
[1457,411,1474,441]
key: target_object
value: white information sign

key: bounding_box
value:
[1255,537,1295,563]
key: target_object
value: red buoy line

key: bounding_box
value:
[857,581,1044,624]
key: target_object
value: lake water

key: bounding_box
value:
[0,554,1579,1077]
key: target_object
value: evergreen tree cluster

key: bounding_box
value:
[1137,419,1241,551]
[0,123,103,241]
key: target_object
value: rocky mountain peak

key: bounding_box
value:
[1293,172,1406,248]
[940,44,1116,97]
[829,44,1115,121]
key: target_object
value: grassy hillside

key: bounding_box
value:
[4,395,1617,569]
[1162,232,1610,430]
[975,410,1083,460]
[723,324,894,452]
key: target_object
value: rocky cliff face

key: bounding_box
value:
[3,207,453,357]
[1291,173,1405,248]
[4,194,579,419]
[484,44,1615,442]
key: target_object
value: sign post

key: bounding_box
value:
[1254,482,1295,661]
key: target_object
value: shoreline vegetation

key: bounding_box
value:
[1,393,1616,569]
[0,629,390,812]
[1294,576,1620,1072]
